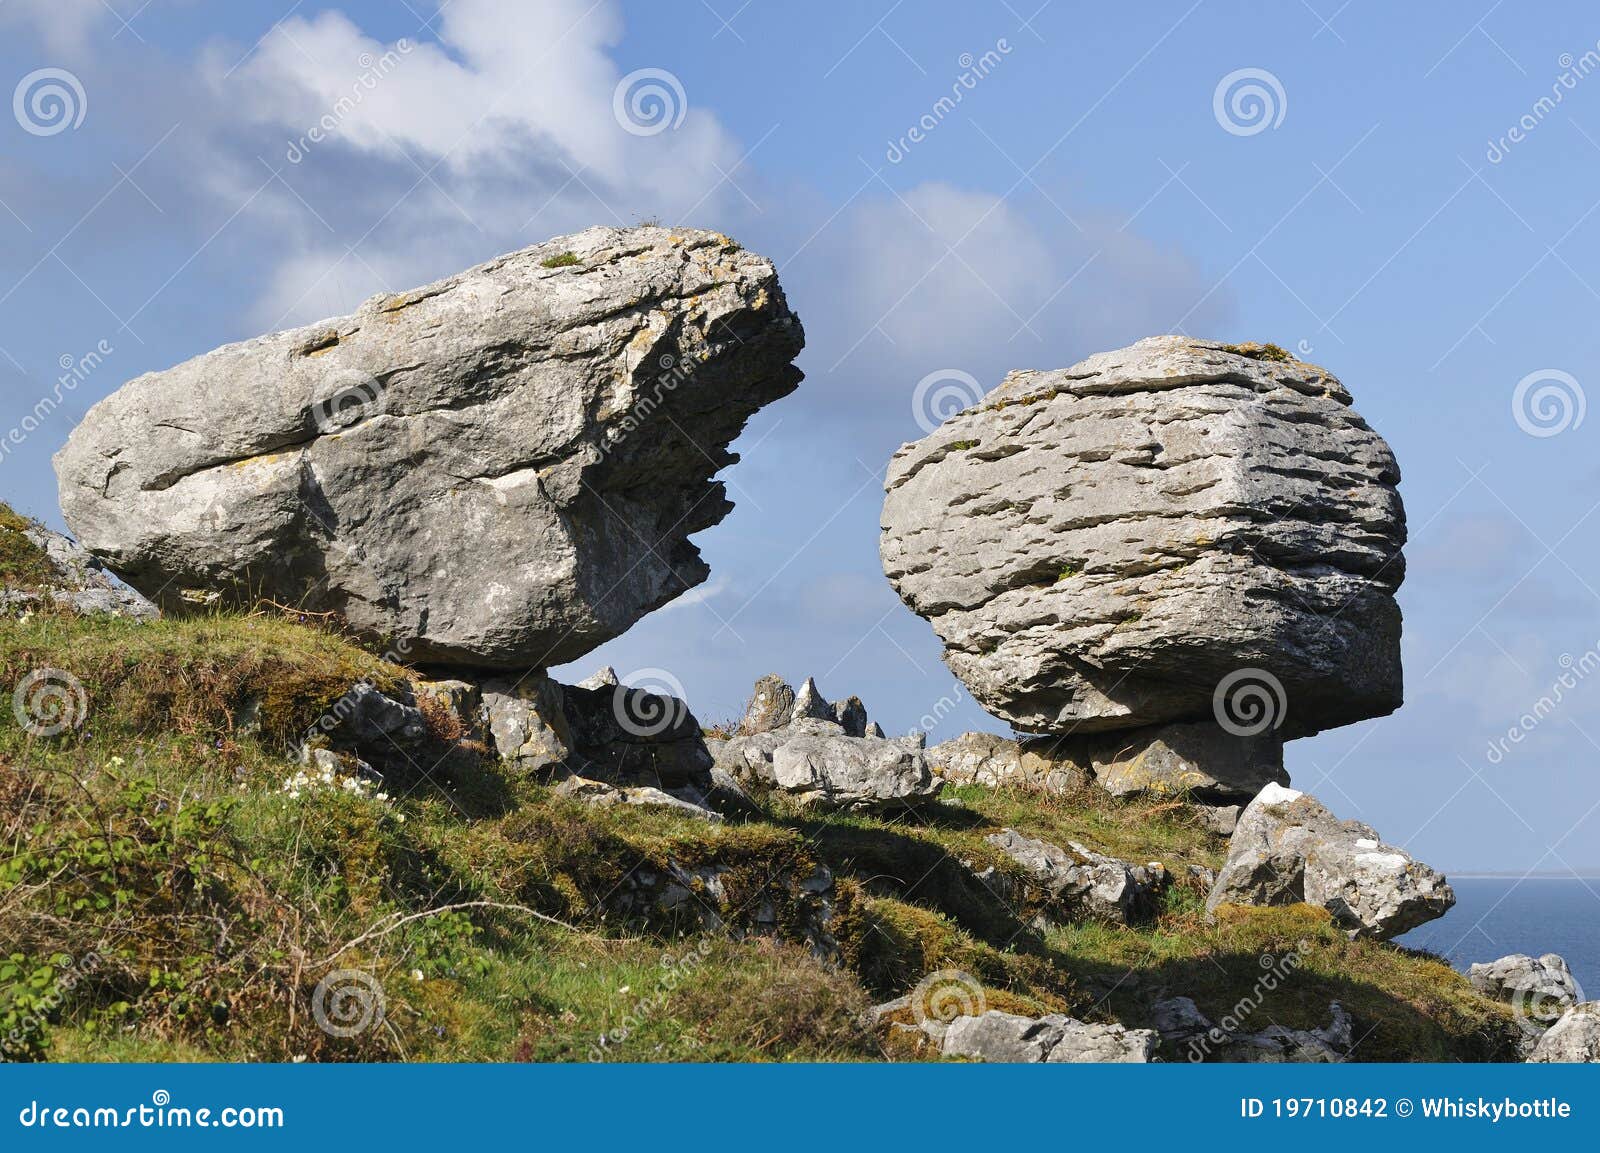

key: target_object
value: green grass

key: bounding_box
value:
[0,505,54,592]
[539,251,581,269]
[0,543,1520,1062]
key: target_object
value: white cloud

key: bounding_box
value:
[196,0,746,327]
[0,0,107,53]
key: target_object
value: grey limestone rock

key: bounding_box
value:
[55,226,804,669]
[1206,783,1453,939]
[880,337,1405,739]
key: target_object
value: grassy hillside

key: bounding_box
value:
[0,538,1520,1062]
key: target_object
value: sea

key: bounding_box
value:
[1398,876,1600,998]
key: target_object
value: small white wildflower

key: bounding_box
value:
[410,969,424,982]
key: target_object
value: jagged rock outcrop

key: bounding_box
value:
[941,1010,1158,1063]
[983,828,1165,925]
[1206,783,1454,939]
[1152,995,1353,1063]
[709,675,940,812]
[481,671,712,792]
[55,226,803,669]
[881,337,1405,740]
[0,517,156,619]
[1528,1003,1600,1063]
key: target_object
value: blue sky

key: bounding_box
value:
[3,1,1600,880]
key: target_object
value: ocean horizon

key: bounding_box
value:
[1398,876,1600,998]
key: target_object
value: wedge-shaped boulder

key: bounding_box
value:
[55,226,803,669]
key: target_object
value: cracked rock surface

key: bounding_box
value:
[55,226,803,669]
[880,336,1405,737]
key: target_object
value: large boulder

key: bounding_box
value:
[1206,783,1454,939]
[880,337,1405,738]
[55,226,803,669]
[984,828,1165,925]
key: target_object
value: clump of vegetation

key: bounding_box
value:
[0,505,54,591]
[1221,341,1294,362]
[947,440,980,451]
[1055,564,1080,582]
[540,251,582,269]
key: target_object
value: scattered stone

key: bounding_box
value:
[1196,804,1242,837]
[296,744,381,785]
[791,676,832,722]
[985,828,1165,924]
[738,673,795,735]
[880,336,1405,738]
[553,774,722,822]
[926,731,1085,794]
[1152,995,1353,1063]
[320,682,428,748]
[412,678,485,742]
[1470,953,1579,1006]
[481,675,572,771]
[710,676,942,812]
[57,227,804,670]
[941,1010,1157,1063]
[0,520,157,619]
[770,726,940,813]
[575,666,620,691]
[1528,1003,1600,1063]
[1206,783,1454,939]
[833,695,868,738]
